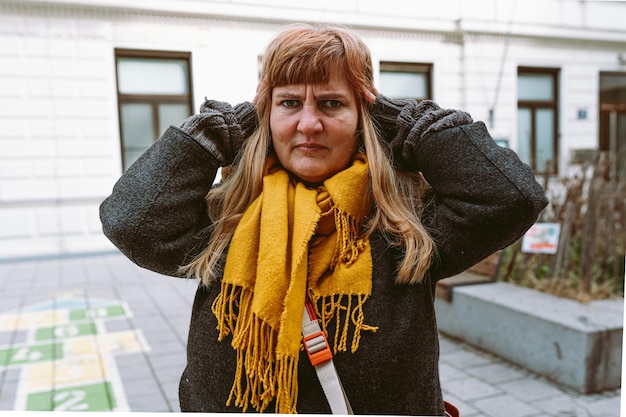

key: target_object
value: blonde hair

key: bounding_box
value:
[182,24,435,285]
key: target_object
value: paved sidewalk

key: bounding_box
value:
[0,253,621,415]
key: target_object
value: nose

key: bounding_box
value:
[297,104,323,136]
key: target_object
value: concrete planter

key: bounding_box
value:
[435,279,623,394]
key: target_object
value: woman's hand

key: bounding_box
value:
[363,87,378,104]
[179,100,258,166]
[370,95,473,171]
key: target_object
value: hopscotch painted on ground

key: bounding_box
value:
[0,291,149,411]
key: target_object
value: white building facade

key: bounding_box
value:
[1,0,625,261]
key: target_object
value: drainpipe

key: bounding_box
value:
[490,0,516,129]
[455,19,467,111]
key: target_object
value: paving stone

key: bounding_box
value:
[152,362,186,387]
[1,368,21,383]
[60,273,87,286]
[169,400,182,412]
[464,361,528,385]
[532,394,594,416]
[86,287,118,299]
[161,380,181,409]
[0,295,22,313]
[441,392,481,417]
[121,376,163,399]
[12,330,27,345]
[579,395,621,417]
[20,293,53,307]
[142,329,180,346]
[4,279,34,290]
[145,340,185,357]
[441,348,494,368]
[439,362,468,382]
[150,351,187,371]
[172,328,190,343]
[443,376,502,401]
[0,261,15,272]
[439,334,464,354]
[125,391,171,412]
[168,314,192,327]
[0,394,16,410]
[104,319,132,333]
[0,375,17,410]
[472,393,542,417]
[126,306,162,318]
[500,376,567,402]
[115,354,153,382]
[0,331,13,346]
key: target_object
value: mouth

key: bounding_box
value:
[295,143,326,151]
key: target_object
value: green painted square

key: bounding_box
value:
[69,305,125,321]
[25,391,53,411]
[27,381,116,411]
[35,322,98,341]
[0,342,62,366]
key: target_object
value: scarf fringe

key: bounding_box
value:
[309,292,378,354]
[212,283,298,414]
[331,206,366,269]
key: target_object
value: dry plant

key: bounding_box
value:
[494,151,625,302]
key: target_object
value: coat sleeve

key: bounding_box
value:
[416,121,548,281]
[99,126,220,277]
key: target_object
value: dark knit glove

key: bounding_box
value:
[371,95,473,171]
[179,99,258,166]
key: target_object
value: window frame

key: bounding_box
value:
[379,61,433,101]
[599,71,626,177]
[517,66,560,175]
[114,48,194,171]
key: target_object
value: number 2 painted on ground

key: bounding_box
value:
[53,389,88,411]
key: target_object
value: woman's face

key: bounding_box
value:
[269,71,359,185]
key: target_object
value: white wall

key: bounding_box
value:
[0,10,120,258]
[0,0,625,260]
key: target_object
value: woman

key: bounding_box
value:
[100,24,547,415]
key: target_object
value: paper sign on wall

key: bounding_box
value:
[522,223,561,254]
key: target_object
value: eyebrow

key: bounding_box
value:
[272,91,351,101]
[273,91,302,100]
[316,92,350,101]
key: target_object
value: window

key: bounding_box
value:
[599,72,626,178]
[115,49,193,170]
[517,68,559,175]
[379,62,432,101]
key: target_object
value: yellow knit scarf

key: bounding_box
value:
[212,153,377,413]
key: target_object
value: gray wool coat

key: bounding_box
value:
[100,103,547,415]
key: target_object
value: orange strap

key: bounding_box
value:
[444,401,460,417]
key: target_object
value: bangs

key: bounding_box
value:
[263,32,347,87]
[275,56,343,86]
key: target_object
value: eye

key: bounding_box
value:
[281,100,299,107]
[321,100,342,108]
